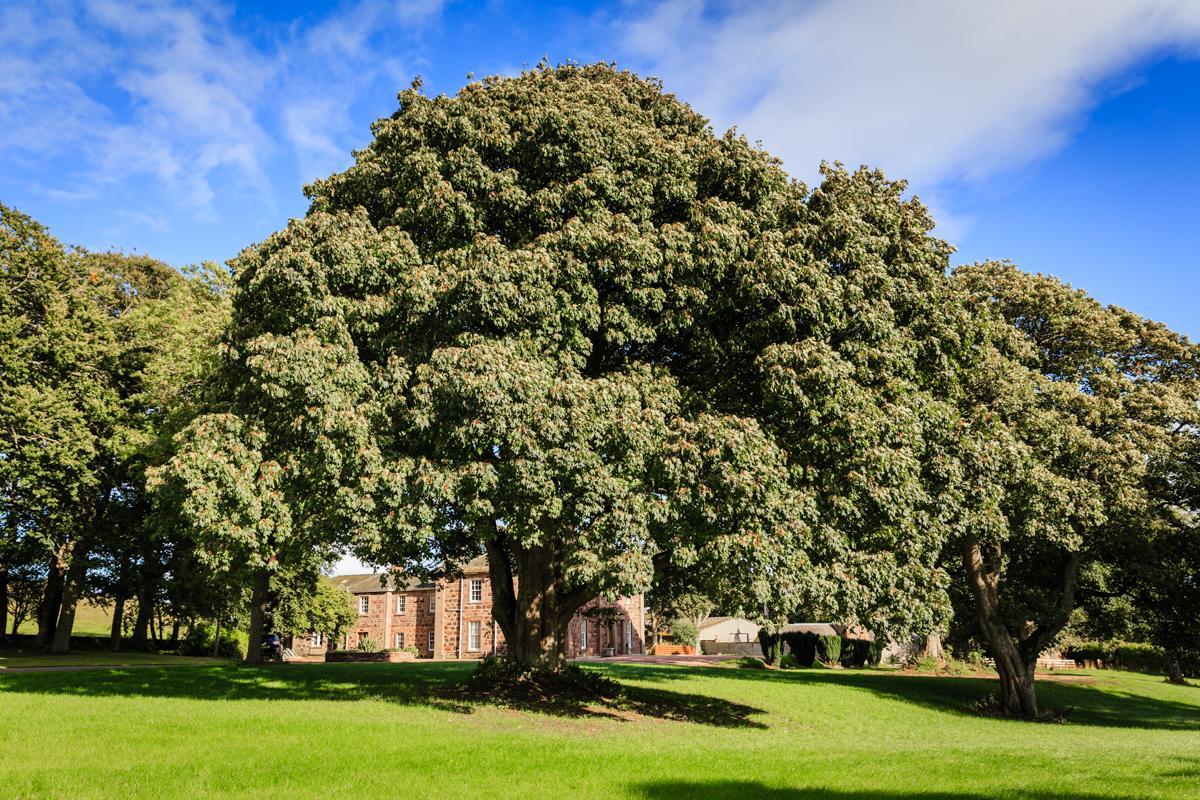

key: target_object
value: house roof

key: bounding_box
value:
[331,555,490,594]
[780,622,875,641]
[699,616,758,631]
[330,573,435,594]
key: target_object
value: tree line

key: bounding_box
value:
[3,64,1198,718]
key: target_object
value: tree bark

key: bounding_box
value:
[1166,651,1188,685]
[130,587,154,650]
[212,616,222,658]
[923,632,944,661]
[961,536,1078,720]
[485,537,591,670]
[0,565,8,645]
[51,537,92,654]
[35,560,65,648]
[109,594,126,650]
[244,566,270,665]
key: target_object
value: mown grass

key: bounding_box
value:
[0,648,228,670]
[0,661,1197,799]
[13,598,115,637]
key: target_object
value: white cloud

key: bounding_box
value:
[0,0,446,219]
[622,0,1200,190]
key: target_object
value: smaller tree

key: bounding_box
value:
[269,572,356,646]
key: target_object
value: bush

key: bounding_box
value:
[178,623,244,659]
[668,619,699,649]
[841,639,872,668]
[781,632,818,667]
[1112,642,1165,672]
[818,635,842,665]
[357,637,381,653]
[866,637,885,667]
[758,629,783,665]
[779,654,800,669]
[1064,641,1108,664]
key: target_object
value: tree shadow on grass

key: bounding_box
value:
[0,661,765,728]
[636,780,1151,800]
[597,663,1200,731]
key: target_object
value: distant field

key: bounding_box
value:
[0,662,1196,799]
[14,598,114,637]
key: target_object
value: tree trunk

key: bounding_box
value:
[51,538,92,654]
[923,632,944,661]
[485,539,591,670]
[131,589,153,650]
[212,616,222,659]
[169,619,180,647]
[35,560,65,648]
[1166,651,1188,685]
[961,537,1078,720]
[0,566,8,645]
[245,566,270,665]
[109,594,126,651]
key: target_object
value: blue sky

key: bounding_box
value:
[3,0,1199,347]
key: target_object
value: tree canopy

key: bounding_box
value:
[168,64,970,667]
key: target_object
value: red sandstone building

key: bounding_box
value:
[301,556,645,659]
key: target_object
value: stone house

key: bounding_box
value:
[323,555,645,659]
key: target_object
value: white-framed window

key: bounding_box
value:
[358,596,369,615]
[580,619,588,650]
[468,620,481,651]
[395,632,405,649]
[395,595,406,615]
[429,593,436,613]
[427,630,436,653]
[626,620,633,652]
[469,579,483,603]
[310,631,324,647]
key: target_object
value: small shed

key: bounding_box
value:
[699,616,761,643]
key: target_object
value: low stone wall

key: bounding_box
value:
[700,641,761,656]
[325,650,416,663]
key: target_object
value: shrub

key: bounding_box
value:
[178,623,244,659]
[818,635,842,665]
[669,619,699,649]
[357,637,381,653]
[779,654,800,669]
[912,654,939,673]
[841,639,872,668]
[405,645,421,658]
[782,632,818,667]
[866,637,885,667]
[1112,642,1165,672]
[1064,641,1108,665]
[758,629,783,665]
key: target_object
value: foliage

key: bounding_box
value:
[668,619,699,648]
[183,64,971,667]
[817,635,843,666]
[757,629,783,666]
[356,637,381,653]
[941,263,1200,716]
[178,622,244,660]
[268,573,356,642]
[1,203,231,652]
[781,632,818,667]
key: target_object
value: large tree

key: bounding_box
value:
[1,204,230,652]
[169,64,966,669]
[946,263,1200,717]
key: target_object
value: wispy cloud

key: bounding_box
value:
[0,0,445,220]
[621,0,1200,192]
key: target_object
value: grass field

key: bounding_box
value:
[0,648,228,670]
[12,599,115,637]
[0,661,1197,799]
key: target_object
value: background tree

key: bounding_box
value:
[268,571,356,646]
[1,204,230,652]
[175,64,968,672]
[944,263,1200,716]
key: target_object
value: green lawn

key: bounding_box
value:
[12,598,115,637]
[0,662,1197,799]
[0,648,229,670]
